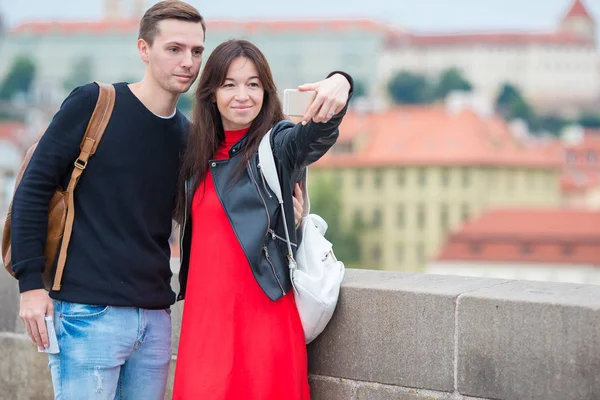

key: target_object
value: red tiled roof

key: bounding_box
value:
[314,107,562,168]
[563,0,593,20]
[436,208,600,265]
[387,31,593,48]
[11,20,140,35]
[455,209,600,239]
[11,19,393,36]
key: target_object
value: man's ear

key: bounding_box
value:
[137,39,150,63]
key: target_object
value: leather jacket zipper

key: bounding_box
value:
[263,246,281,291]
[269,228,297,247]
[248,161,285,295]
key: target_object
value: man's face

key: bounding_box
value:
[141,19,205,94]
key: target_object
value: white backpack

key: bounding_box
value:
[258,129,345,344]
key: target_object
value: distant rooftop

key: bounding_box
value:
[10,18,396,36]
[314,106,562,168]
[436,208,600,265]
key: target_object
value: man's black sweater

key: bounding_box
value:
[10,82,188,309]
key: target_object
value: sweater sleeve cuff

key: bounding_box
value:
[13,257,46,293]
[18,273,45,293]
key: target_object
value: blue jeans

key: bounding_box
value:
[48,300,172,400]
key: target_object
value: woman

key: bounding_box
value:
[172,39,352,399]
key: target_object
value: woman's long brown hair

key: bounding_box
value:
[174,39,285,223]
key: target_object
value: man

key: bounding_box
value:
[11,1,351,399]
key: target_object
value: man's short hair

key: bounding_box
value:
[139,1,206,46]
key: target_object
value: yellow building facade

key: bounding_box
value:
[309,107,562,272]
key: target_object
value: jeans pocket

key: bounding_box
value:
[60,302,110,320]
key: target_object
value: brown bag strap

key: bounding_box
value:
[52,82,116,291]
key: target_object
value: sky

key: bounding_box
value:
[1,0,600,35]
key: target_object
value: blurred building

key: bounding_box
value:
[310,97,562,272]
[558,126,600,209]
[428,208,600,285]
[1,0,595,114]
[379,0,599,114]
[0,14,391,108]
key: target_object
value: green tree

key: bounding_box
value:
[387,71,431,104]
[578,112,600,129]
[308,176,362,266]
[0,55,36,100]
[434,68,473,100]
[352,80,367,99]
[63,57,94,92]
[495,83,535,124]
[534,115,570,137]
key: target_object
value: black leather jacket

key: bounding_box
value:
[177,92,351,302]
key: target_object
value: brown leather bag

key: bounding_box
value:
[2,82,116,291]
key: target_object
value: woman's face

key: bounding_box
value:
[215,57,264,131]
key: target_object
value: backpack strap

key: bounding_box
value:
[52,82,116,291]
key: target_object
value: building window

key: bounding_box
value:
[441,168,450,187]
[416,243,426,264]
[488,169,496,187]
[418,167,427,187]
[470,242,481,254]
[562,244,574,256]
[520,243,532,255]
[527,170,535,189]
[371,246,382,265]
[461,168,470,187]
[374,169,383,189]
[507,171,515,190]
[461,204,470,222]
[397,170,405,187]
[396,244,404,263]
[566,151,576,165]
[356,169,364,188]
[587,151,597,165]
[353,209,364,227]
[417,203,426,230]
[372,208,382,228]
[397,204,405,228]
[546,171,555,189]
[440,204,449,231]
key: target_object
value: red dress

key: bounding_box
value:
[172,128,310,400]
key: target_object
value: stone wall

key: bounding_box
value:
[1,268,599,399]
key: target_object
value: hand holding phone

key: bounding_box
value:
[283,89,316,118]
[37,315,60,354]
[291,74,350,125]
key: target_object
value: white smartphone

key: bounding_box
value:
[37,315,60,354]
[283,89,316,117]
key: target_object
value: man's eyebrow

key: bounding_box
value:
[164,41,205,50]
